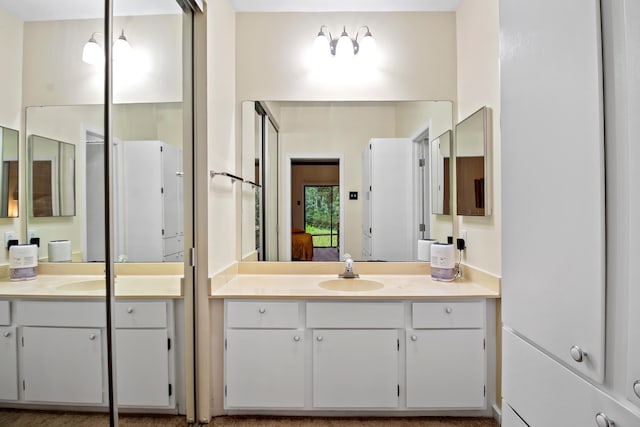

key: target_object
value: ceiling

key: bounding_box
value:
[0,0,460,21]
[230,0,461,12]
[0,0,182,22]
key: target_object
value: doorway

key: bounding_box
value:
[287,158,343,262]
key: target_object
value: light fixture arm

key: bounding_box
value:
[315,25,375,58]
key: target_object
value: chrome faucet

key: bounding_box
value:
[339,254,359,279]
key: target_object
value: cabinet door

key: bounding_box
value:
[0,326,18,401]
[406,329,485,409]
[22,327,103,403]
[504,329,640,426]
[225,329,305,408]
[313,329,398,408]
[116,329,171,407]
[501,0,605,382]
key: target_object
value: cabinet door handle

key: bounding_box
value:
[316,335,323,342]
[258,308,266,314]
[570,345,587,363]
[293,336,301,342]
[633,380,640,399]
[595,412,614,427]
[89,334,96,340]
[3,331,10,337]
[410,335,418,341]
[445,306,453,314]
[127,307,134,314]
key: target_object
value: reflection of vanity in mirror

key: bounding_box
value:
[25,103,184,262]
[0,126,19,218]
[240,100,454,262]
[456,106,491,216]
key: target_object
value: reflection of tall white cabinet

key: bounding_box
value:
[362,138,413,261]
[501,0,640,425]
[122,140,183,262]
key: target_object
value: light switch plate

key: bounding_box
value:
[4,231,16,249]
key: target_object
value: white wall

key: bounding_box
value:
[456,0,501,275]
[22,14,182,106]
[0,8,23,264]
[236,12,457,102]
[208,0,237,274]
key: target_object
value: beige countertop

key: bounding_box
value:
[0,274,183,298]
[210,273,500,299]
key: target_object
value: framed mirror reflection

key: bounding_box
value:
[0,126,19,218]
[240,100,454,262]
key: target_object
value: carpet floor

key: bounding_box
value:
[0,410,499,426]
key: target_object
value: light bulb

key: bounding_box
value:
[335,27,354,59]
[358,33,378,64]
[313,33,331,59]
[82,36,103,65]
[113,30,132,62]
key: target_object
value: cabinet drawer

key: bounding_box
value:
[227,301,299,328]
[0,301,9,325]
[17,301,106,327]
[115,301,167,328]
[307,302,404,328]
[412,300,484,329]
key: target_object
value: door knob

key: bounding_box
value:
[258,308,266,314]
[595,412,614,427]
[445,306,453,314]
[127,307,134,313]
[633,380,640,399]
[293,336,301,342]
[410,335,418,341]
[89,334,96,340]
[570,345,587,363]
[316,336,323,342]
[3,331,10,337]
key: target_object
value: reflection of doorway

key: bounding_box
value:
[289,159,341,262]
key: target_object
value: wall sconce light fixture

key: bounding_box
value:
[82,30,133,65]
[314,25,376,60]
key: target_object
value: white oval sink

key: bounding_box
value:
[56,279,106,291]
[318,279,384,292]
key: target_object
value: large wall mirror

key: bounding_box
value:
[0,126,19,218]
[240,100,454,262]
[456,106,491,216]
[25,103,183,262]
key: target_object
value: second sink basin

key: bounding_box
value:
[318,279,384,292]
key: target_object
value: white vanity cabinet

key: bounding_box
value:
[115,301,175,408]
[223,298,491,413]
[224,301,305,409]
[406,301,486,409]
[17,300,106,404]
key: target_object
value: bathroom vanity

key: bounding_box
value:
[0,275,184,413]
[211,271,499,416]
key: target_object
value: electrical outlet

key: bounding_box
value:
[28,229,38,242]
[461,229,468,245]
[4,231,16,249]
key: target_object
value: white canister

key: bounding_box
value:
[9,244,38,281]
[430,243,456,281]
[48,240,72,262]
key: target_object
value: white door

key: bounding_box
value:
[124,140,163,261]
[116,329,170,407]
[22,327,103,403]
[405,329,485,409]
[225,329,305,408]
[369,138,413,261]
[501,0,605,382]
[312,329,398,408]
[0,326,18,400]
